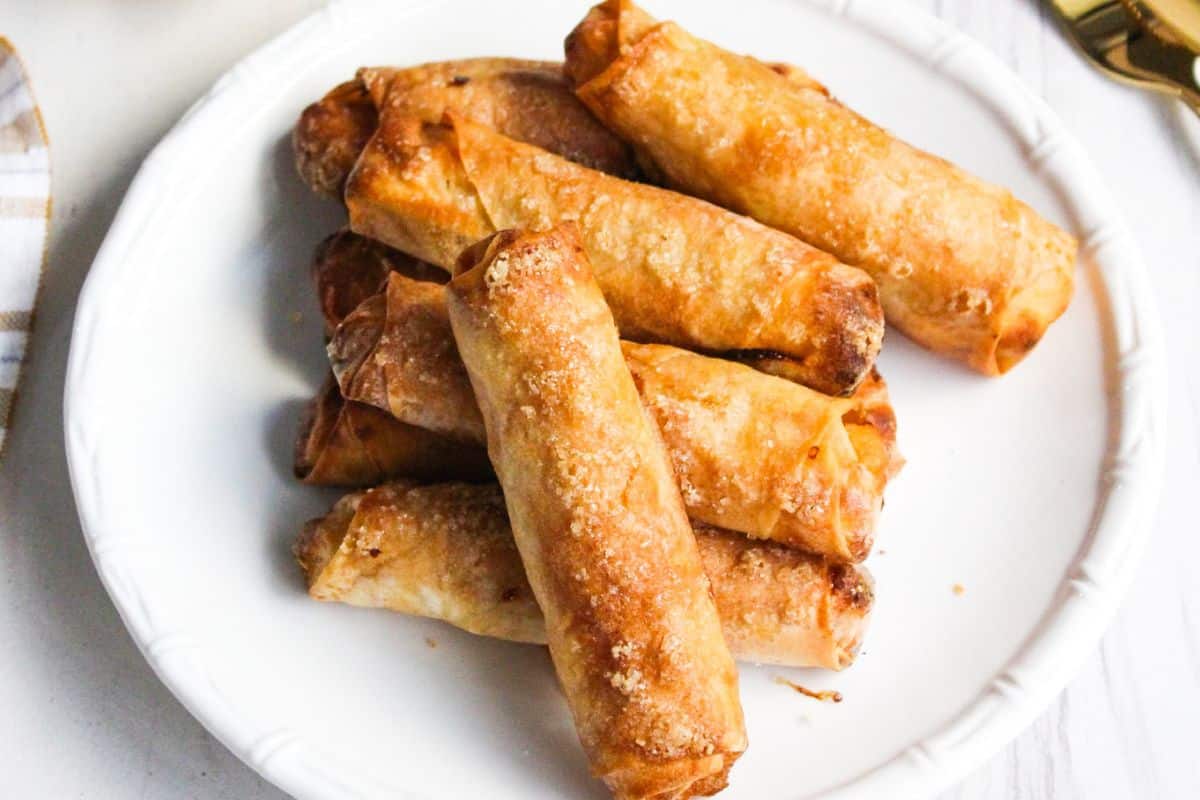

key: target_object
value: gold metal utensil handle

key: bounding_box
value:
[1052,0,1200,116]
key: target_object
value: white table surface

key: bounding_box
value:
[1,1,1196,798]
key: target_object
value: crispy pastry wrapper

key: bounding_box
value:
[296,480,874,670]
[329,266,900,561]
[566,0,1077,375]
[311,228,444,337]
[293,77,378,198]
[294,375,490,487]
[293,58,639,199]
[446,226,746,799]
[345,109,883,396]
[330,274,482,442]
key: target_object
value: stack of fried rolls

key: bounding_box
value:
[286,4,1081,793]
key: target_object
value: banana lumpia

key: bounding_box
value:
[296,480,874,670]
[565,0,1077,374]
[447,225,746,799]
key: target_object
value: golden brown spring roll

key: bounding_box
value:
[293,58,639,199]
[329,269,899,561]
[296,480,874,670]
[346,110,883,396]
[565,0,1078,375]
[312,229,445,337]
[294,375,490,486]
[447,226,746,799]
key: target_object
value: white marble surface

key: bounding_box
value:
[0,1,1195,797]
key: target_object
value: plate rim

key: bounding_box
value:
[63,1,1169,798]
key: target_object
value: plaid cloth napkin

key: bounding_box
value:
[0,38,49,456]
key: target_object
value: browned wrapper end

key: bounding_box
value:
[719,253,885,397]
[293,78,378,198]
[564,0,658,88]
[329,271,486,441]
[294,491,363,591]
[843,368,904,483]
[346,113,494,264]
[828,562,875,669]
[312,229,445,337]
[294,376,491,487]
[989,252,1076,374]
[825,369,902,562]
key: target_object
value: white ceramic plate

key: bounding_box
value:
[65,1,1167,798]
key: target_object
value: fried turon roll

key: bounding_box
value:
[294,376,490,486]
[329,268,900,561]
[346,111,883,396]
[293,58,639,198]
[565,0,1077,375]
[296,481,874,670]
[447,226,746,799]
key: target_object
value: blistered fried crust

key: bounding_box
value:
[446,226,745,799]
[566,0,1077,375]
[346,111,883,395]
[327,268,898,560]
[292,59,639,199]
[294,376,490,487]
[296,482,873,669]
[312,229,444,336]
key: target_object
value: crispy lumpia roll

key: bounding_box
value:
[329,269,899,560]
[447,226,746,799]
[293,58,639,199]
[312,229,444,337]
[296,481,874,670]
[565,0,1077,375]
[346,110,883,396]
[294,376,490,486]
